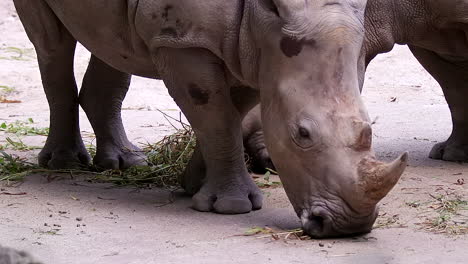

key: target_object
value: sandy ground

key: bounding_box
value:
[0,2,467,264]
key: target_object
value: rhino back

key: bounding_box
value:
[134,0,246,76]
[43,0,244,79]
[43,0,160,78]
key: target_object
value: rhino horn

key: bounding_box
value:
[357,152,409,204]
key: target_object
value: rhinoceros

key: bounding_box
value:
[245,0,468,171]
[13,0,410,237]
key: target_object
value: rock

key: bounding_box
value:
[0,245,43,264]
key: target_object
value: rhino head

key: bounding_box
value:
[250,0,407,237]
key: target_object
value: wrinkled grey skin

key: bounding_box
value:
[13,0,412,237]
[0,245,42,264]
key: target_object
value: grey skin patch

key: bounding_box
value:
[159,5,192,38]
[161,27,177,37]
[188,83,210,105]
[162,5,173,22]
[280,37,317,58]
[332,48,344,83]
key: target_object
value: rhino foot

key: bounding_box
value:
[429,141,468,162]
[93,143,147,170]
[192,173,263,214]
[39,144,91,170]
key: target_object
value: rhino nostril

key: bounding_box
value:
[301,214,326,237]
[300,209,332,237]
[308,215,325,233]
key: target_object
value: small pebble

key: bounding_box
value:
[76,217,83,221]
[319,243,324,247]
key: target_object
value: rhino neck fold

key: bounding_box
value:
[234,0,262,89]
[363,0,429,60]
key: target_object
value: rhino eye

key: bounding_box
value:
[298,127,310,138]
[291,123,318,149]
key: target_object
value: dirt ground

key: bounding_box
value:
[0,2,467,264]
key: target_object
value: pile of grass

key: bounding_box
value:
[0,127,196,189]
[0,111,197,189]
[89,126,195,188]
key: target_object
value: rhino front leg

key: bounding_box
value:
[14,0,90,169]
[409,45,468,162]
[79,55,146,170]
[179,86,260,194]
[157,48,262,214]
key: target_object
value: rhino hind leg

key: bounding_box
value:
[79,55,146,170]
[14,0,90,169]
[244,131,275,173]
[242,105,276,173]
[409,45,468,162]
[158,47,262,214]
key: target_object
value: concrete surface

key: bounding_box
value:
[0,2,467,264]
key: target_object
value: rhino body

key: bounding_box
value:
[14,0,419,237]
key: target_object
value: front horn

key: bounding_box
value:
[357,152,409,204]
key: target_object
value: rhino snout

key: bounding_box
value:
[300,206,377,238]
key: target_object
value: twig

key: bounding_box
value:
[0,192,27,195]
[157,109,190,128]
